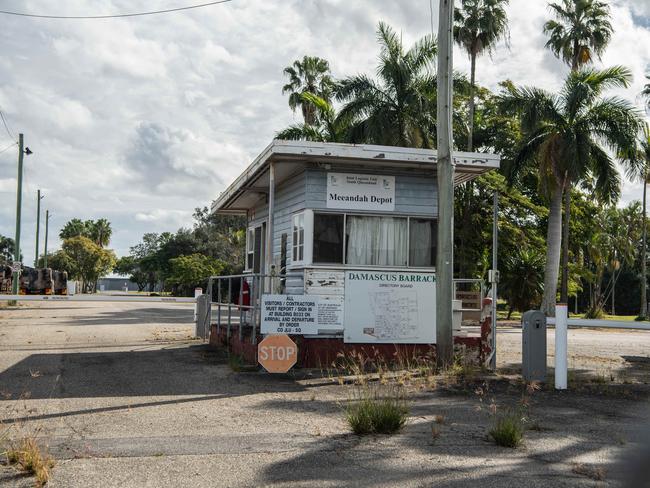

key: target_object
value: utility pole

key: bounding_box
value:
[44,210,50,268]
[34,189,44,267]
[11,134,25,295]
[436,0,455,368]
[490,192,498,370]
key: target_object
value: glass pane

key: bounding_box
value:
[346,216,407,266]
[299,228,304,246]
[313,214,343,263]
[299,245,303,261]
[247,229,254,252]
[409,219,436,267]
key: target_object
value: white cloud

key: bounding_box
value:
[0,0,648,263]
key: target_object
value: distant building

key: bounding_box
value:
[97,276,139,292]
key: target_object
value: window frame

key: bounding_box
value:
[244,222,266,273]
[306,210,436,269]
[291,210,313,266]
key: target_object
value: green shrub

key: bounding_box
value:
[489,410,524,448]
[345,386,409,435]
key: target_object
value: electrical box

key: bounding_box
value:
[522,310,547,382]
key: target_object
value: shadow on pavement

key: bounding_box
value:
[0,345,303,402]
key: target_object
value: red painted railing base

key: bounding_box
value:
[210,323,489,369]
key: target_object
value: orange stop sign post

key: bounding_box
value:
[258,335,297,373]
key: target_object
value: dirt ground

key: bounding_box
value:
[1,301,649,487]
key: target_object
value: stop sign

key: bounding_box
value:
[258,335,297,373]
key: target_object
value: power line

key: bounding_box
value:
[0,108,15,141]
[0,141,17,155]
[0,0,234,19]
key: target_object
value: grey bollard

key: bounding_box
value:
[522,310,547,383]
[195,294,211,340]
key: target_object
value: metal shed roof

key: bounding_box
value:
[211,140,500,215]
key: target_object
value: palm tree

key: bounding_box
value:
[502,67,643,316]
[454,0,510,151]
[544,0,614,305]
[336,22,437,148]
[644,75,650,110]
[282,56,335,126]
[624,125,650,318]
[501,247,545,318]
[276,93,349,142]
[544,0,612,72]
[89,219,112,248]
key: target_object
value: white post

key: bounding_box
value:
[194,287,202,322]
[266,161,275,293]
[555,303,568,390]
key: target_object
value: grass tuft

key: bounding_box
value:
[345,386,409,435]
[4,437,55,487]
[489,410,524,448]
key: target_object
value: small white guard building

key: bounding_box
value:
[209,140,499,363]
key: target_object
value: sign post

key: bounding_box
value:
[257,334,297,373]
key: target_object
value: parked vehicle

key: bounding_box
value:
[52,270,68,295]
[0,266,13,294]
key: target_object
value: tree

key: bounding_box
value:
[454,0,510,151]
[544,0,614,305]
[276,93,350,142]
[61,236,116,293]
[0,235,17,265]
[624,124,650,318]
[583,203,641,317]
[167,254,226,296]
[59,218,112,248]
[114,255,148,292]
[336,22,437,148]
[543,0,612,72]
[282,56,335,126]
[644,75,650,110]
[87,218,112,247]
[501,247,545,316]
[59,219,88,240]
[502,67,643,315]
[37,251,74,273]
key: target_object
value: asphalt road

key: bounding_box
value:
[1,301,649,487]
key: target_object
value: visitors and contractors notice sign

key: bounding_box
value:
[261,295,319,335]
[262,294,344,334]
[326,173,395,211]
[343,271,436,344]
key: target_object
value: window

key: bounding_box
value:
[292,213,305,263]
[409,218,436,267]
[309,213,436,268]
[313,214,344,263]
[246,228,255,271]
[346,215,407,266]
[246,224,265,273]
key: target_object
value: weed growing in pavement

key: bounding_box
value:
[4,436,55,487]
[475,380,540,448]
[327,348,437,388]
[345,384,409,435]
[489,409,524,447]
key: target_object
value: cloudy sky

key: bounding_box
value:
[0,0,649,263]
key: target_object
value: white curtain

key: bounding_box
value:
[409,219,433,267]
[346,216,407,266]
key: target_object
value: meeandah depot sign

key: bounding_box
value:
[326,173,395,211]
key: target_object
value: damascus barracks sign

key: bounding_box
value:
[326,173,395,211]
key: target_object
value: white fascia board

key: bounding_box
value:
[211,140,500,213]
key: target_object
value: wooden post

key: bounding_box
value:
[436,0,455,368]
